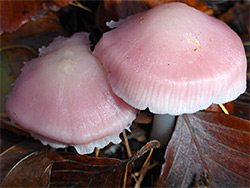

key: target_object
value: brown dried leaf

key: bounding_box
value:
[0,118,30,138]
[156,111,250,187]
[47,150,131,187]
[0,131,159,188]
[232,85,250,120]
[0,128,31,154]
[0,0,73,34]
[96,0,149,32]
[144,0,213,15]
[205,102,234,114]
[134,110,153,124]
[1,138,129,187]
[47,140,160,187]
[96,0,213,34]
[0,140,50,186]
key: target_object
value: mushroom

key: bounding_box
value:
[5,32,137,154]
[93,3,247,145]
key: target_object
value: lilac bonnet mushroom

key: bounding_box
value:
[5,32,137,154]
[93,3,247,145]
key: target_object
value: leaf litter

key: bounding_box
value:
[0,134,160,187]
[0,0,73,34]
[0,0,249,187]
[156,112,250,187]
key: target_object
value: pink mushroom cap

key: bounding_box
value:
[5,32,137,154]
[93,2,247,115]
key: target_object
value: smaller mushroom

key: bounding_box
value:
[5,32,137,154]
[93,3,247,145]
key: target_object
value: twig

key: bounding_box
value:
[134,160,150,188]
[123,130,132,158]
[134,148,154,188]
[123,161,130,188]
[131,173,138,184]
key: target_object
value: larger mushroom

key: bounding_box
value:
[5,32,137,154]
[93,3,247,144]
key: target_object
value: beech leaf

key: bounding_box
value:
[47,150,131,187]
[0,140,50,186]
[0,132,159,188]
[0,0,73,34]
[96,0,148,32]
[156,111,250,187]
[47,140,160,187]
[143,0,213,15]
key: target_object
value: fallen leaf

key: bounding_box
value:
[219,2,249,35]
[156,111,250,187]
[0,128,31,153]
[0,117,31,139]
[96,0,213,35]
[0,140,48,185]
[0,0,73,34]
[232,80,250,120]
[205,102,234,114]
[96,0,149,32]
[47,150,131,187]
[0,132,159,188]
[143,0,213,15]
[47,140,160,187]
[1,148,52,187]
[134,110,153,124]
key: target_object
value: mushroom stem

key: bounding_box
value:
[150,114,176,146]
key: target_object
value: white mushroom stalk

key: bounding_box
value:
[150,114,176,146]
[5,32,137,155]
[93,3,247,145]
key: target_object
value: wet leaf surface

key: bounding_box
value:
[156,111,250,187]
[0,131,159,188]
[0,0,73,34]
